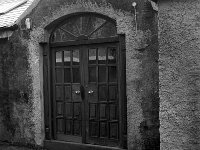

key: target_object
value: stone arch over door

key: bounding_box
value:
[30,1,146,148]
[42,12,127,150]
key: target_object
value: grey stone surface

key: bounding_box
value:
[0,142,46,150]
[0,0,159,149]
[159,0,200,149]
[0,146,33,150]
[0,144,34,150]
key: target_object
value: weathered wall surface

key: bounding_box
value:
[27,0,159,149]
[0,0,159,149]
[159,0,200,149]
[0,36,35,144]
[0,39,7,142]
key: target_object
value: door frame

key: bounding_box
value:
[42,35,127,149]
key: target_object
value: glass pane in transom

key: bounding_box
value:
[72,50,80,65]
[56,51,62,66]
[108,47,117,64]
[50,14,117,42]
[64,51,71,66]
[98,47,106,64]
[90,21,117,39]
[89,48,97,64]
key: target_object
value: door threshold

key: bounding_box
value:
[44,140,126,150]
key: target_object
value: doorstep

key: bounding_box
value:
[44,140,126,150]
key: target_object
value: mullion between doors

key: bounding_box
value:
[52,49,56,139]
[81,45,87,144]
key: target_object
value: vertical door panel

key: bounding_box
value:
[53,47,82,143]
[86,44,119,147]
[87,84,97,102]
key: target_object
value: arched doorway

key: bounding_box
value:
[44,13,127,149]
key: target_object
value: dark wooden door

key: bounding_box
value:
[52,46,84,143]
[85,44,120,147]
[51,42,122,147]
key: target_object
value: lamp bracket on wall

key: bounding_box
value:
[19,17,32,30]
[132,2,137,34]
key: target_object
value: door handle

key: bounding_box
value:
[75,90,80,94]
[88,90,94,94]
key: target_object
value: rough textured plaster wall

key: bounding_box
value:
[0,40,11,142]
[0,114,6,140]
[18,0,159,149]
[26,28,45,146]
[159,0,200,149]
[11,35,35,144]
[29,1,141,147]
[0,35,35,144]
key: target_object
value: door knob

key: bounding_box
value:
[88,90,94,94]
[75,90,81,94]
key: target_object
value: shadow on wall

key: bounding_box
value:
[0,37,33,144]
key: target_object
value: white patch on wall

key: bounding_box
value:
[149,0,158,11]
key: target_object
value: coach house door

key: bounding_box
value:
[45,13,127,149]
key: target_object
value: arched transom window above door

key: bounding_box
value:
[50,13,117,43]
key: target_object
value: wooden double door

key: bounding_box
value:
[51,41,126,148]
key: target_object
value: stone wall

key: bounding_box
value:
[0,0,159,149]
[0,36,35,144]
[159,0,200,149]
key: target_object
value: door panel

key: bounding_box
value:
[52,43,122,147]
[87,84,98,102]
[88,66,97,82]
[86,44,119,146]
[53,48,82,143]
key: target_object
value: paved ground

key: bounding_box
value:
[0,145,34,150]
[0,142,42,150]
